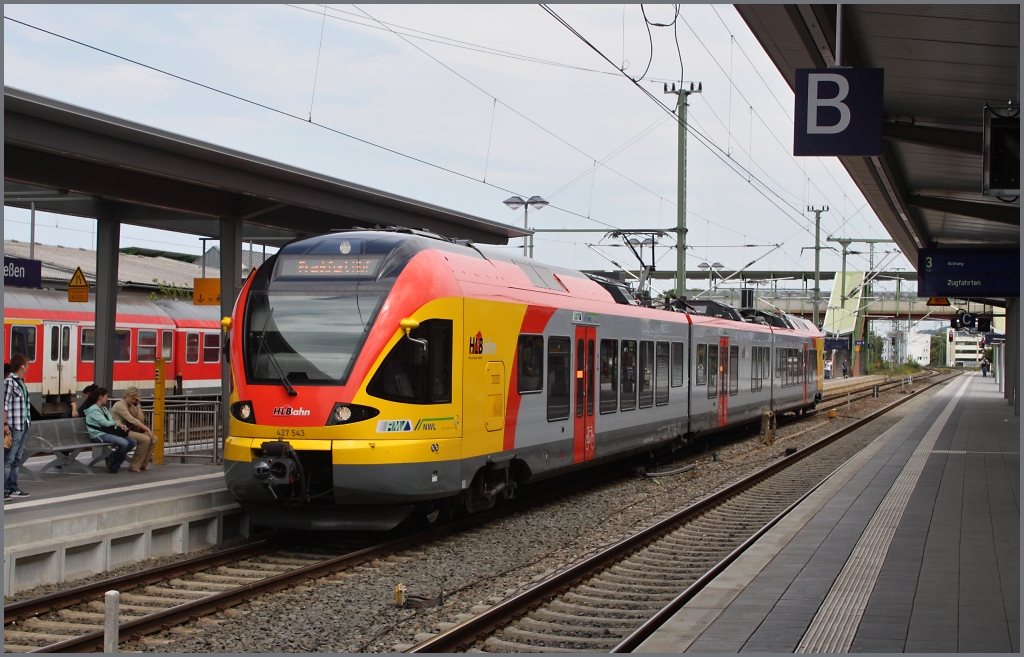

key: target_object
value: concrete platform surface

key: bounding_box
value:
[637,372,1019,653]
[3,457,244,595]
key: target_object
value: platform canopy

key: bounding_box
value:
[3,86,527,246]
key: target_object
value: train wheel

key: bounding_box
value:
[415,501,444,528]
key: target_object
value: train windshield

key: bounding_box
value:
[244,289,385,385]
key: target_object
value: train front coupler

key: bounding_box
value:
[251,440,306,501]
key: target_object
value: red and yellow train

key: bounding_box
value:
[223,230,823,530]
[3,288,222,416]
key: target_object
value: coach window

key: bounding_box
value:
[517,335,544,393]
[695,344,707,386]
[162,330,174,361]
[655,342,670,406]
[809,349,817,382]
[762,347,771,380]
[203,333,221,364]
[114,330,131,362]
[729,345,739,395]
[368,319,453,404]
[547,336,571,421]
[638,341,654,408]
[777,349,784,380]
[138,330,158,362]
[671,342,684,387]
[599,339,617,414]
[80,328,95,362]
[620,340,637,411]
[706,345,718,398]
[186,332,200,364]
[11,326,36,362]
[751,346,761,392]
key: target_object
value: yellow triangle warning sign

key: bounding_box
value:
[68,267,88,289]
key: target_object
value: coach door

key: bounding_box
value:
[802,343,810,405]
[718,337,729,426]
[42,323,77,397]
[573,326,596,462]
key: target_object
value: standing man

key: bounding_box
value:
[842,359,850,379]
[4,354,32,500]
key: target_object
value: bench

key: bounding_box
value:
[18,418,116,480]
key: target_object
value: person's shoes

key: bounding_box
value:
[9,490,30,497]
[3,492,11,502]
[129,467,141,473]
[108,465,118,473]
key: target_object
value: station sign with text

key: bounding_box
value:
[794,68,883,156]
[918,248,1019,298]
[4,257,42,289]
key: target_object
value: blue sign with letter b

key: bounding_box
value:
[794,68,883,156]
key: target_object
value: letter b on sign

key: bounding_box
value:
[794,68,883,156]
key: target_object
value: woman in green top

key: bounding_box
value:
[82,387,136,473]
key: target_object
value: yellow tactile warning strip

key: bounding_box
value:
[795,376,972,653]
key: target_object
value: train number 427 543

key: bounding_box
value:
[276,428,306,437]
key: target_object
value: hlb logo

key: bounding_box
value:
[468,331,497,356]
[273,406,311,417]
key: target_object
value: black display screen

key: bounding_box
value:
[275,255,383,279]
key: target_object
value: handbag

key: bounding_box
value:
[4,432,12,450]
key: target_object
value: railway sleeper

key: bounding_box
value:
[531,608,648,627]
[194,572,267,583]
[87,600,166,614]
[495,626,620,649]
[23,617,98,633]
[4,630,72,645]
[545,599,653,619]
[169,578,239,591]
[143,585,214,599]
[58,610,134,623]
[483,636,592,653]
[2,643,39,653]
[605,565,707,581]
[234,560,297,571]
[118,593,188,606]
[571,584,678,602]
[561,591,667,609]
[216,566,275,578]
[584,577,691,595]
[516,617,635,637]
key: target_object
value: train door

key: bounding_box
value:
[718,337,729,426]
[42,322,77,397]
[802,343,809,405]
[573,325,596,462]
[484,361,505,432]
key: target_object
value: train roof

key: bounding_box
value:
[4,287,219,323]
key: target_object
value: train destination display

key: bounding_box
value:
[917,248,1019,298]
[275,255,383,279]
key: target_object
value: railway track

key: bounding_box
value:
[409,370,958,653]
[4,371,951,652]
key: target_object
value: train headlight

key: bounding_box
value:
[231,401,256,424]
[326,402,380,426]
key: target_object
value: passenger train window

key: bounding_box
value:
[670,342,684,387]
[50,326,60,361]
[186,333,200,364]
[599,339,617,414]
[638,341,654,408]
[516,335,544,393]
[729,345,739,395]
[706,345,718,398]
[619,340,637,411]
[62,327,71,362]
[655,342,669,406]
[751,346,761,392]
[114,330,131,362]
[80,328,95,362]
[138,330,158,362]
[695,344,707,386]
[809,349,817,382]
[367,319,452,404]
[762,347,770,379]
[546,337,571,421]
[162,330,173,361]
[11,326,36,362]
[203,334,221,364]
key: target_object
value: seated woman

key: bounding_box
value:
[82,387,136,473]
[110,387,156,472]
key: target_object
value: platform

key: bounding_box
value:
[2,457,244,596]
[637,371,1019,653]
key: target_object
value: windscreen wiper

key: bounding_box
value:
[254,308,297,397]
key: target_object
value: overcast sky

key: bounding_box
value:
[3,4,914,294]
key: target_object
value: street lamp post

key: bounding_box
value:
[504,195,548,258]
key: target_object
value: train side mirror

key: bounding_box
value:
[400,318,428,351]
[221,317,232,362]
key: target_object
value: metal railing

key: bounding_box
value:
[141,396,222,463]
